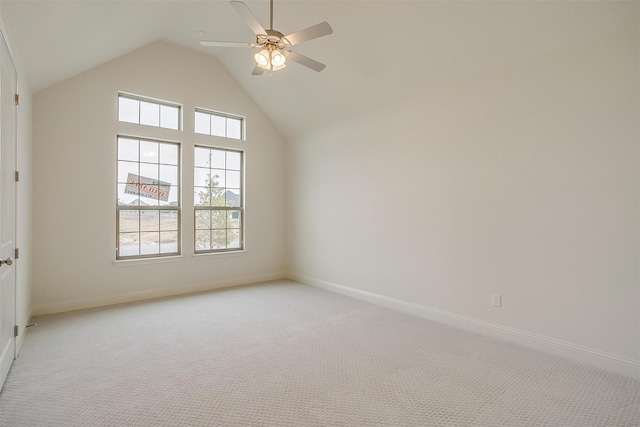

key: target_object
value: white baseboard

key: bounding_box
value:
[289,273,640,380]
[16,308,31,356]
[31,271,287,317]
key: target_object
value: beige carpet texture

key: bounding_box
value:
[0,280,638,426]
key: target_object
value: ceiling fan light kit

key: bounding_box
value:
[255,45,286,71]
[200,0,333,75]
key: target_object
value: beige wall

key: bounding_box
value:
[4,4,639,379]
[287,25,640,377]
[32,41,287,313]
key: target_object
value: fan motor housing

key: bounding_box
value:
[258,29,289,47]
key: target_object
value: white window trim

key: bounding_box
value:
[118,92,183,131]
[194,107,246,140]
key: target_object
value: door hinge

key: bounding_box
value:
[14,325,18,337]
[15,171,19,182]
[14,94,19,106]
[14,248,19,259]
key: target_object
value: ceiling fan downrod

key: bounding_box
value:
[270,0,274,30]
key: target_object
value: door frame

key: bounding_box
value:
[0,24,17,391]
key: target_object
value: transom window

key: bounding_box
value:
[194,146,244,253]
[117,136,180,259]
[118,93,181,130]
[195,108,244,140]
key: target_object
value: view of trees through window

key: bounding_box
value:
[194,146,243,252]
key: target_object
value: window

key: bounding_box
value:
[117,137,180,259]
[194,146,243,253]
[118,93,181,130]
[195,108,244,140]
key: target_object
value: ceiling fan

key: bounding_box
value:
[200,0,333,75]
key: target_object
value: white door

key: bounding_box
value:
[0,29,17,390]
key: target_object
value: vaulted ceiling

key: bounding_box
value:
[1,0,637,138]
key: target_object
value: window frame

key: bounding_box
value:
[118,92,182,131]
[194,107,245,140]
[193,145,245,254]
[116,135,182,260]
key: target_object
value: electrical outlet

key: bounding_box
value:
[492,293,501,307]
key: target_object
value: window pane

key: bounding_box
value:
[140,101,160,127]
[139,163,159,182]
[119,232,139,257]
[195,111,210,135]
[118,161,139,183]
[227,229,241,249]
[160,210,178,230]
[194,187,210,207]
[211,230,226,249]
[226,170,241,189]
[140,210,159,232]
[160,231,178,253]
[118,138,139,161]
[210,150,225,169]
[195,230,211,251]
[226,151,241,170]
[160,105,180,130]
[225,190,241,207]
[195,147,210,167]
[209,191,226,206]
[227,117,242,139]
[160,143,178,165]
[228,210,241,229]
[140,232,160,255]
[140,141,159,163]
[194,167,211,187]
[210,170,225,187]
[118,97,139,124]
[160,165,178,185]
[119,210,140,232]
[211,210,227,230]
[161,186,179,207]
[211,115,225,137]
[195,210,211,230]
[118,183,139,206]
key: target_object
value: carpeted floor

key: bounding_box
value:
[0,280,638,426]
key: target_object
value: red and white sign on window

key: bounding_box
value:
[124,174,171,201]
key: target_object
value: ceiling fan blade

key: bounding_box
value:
[286,51,326,72]
[200,41,256,48]
[231,1,266,36]
[252,65,265,76]
[284,22,333,46]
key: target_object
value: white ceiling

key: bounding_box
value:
[1,0,637,138]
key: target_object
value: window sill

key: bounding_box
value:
[113,255,184,267]
[192,250,246,260]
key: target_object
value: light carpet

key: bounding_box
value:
[0,280,638,426]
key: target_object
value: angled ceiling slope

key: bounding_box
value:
[1,1,637,138]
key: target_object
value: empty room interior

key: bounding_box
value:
[0,0,638,425]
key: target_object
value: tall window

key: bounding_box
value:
[194,108,244,140]
[117,137,180,259]
[194,146,243,253]
[118,93,181,130]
